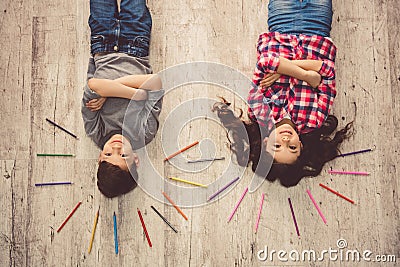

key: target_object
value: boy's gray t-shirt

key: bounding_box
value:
[81,53,164,149]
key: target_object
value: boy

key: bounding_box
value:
[81,0,163,198]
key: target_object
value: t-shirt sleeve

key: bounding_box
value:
[143,89,164,145]
[81,58,103,143]
[83,57,101,102]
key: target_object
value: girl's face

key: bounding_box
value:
[98,134,139,170]
[263,123,302,164]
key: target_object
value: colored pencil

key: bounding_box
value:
[227,187,248,222]
[88,207,99,254]
[169,177,207,187]
[113,212,118,254]
[57,201,82,232]
[254,193,265,233]
[35,181,73,186]
[336,148,372,158]
[37,153,75,157]
[162,191,188,220]
[187,157,225,163]
[328,170,369,176]
[150,206,178,233]
[164,141,199,161]
[306,189,327,224]
[208,177,240,201]
[46,118,78,139]
[288,198,300,236]
[319,183,355,204]
[137,208,152,247]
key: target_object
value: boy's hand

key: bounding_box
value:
[260,73,281,88]
[86,97,107,111]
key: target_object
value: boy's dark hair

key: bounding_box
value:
[97,161,137,198]
[213,98,354,187]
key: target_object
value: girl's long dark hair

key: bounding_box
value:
[213,98,353,187]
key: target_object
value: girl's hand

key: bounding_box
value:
[260,73,281,87]
[86,97,107,111]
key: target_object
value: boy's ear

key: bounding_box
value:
[134,154,139,167]
[98,152,102,164]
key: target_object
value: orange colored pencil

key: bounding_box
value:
[164,141,199,161]
[162,191,188,220]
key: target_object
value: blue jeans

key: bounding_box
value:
[89,0,152,56]
[268,0,333,37]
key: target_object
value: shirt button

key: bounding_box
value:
[113,45,118,51]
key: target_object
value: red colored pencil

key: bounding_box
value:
[319,183,355,204]
[57,201,82,232]
[137,208,152,247]
[164,141,199,161]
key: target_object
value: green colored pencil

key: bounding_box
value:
[36,153,75,157]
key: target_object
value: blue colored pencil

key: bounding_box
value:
[113,212,118,254]
[35,182,73,186]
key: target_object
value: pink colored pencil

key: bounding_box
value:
[306,190,327,224]
[254,193,265,233]
[227,187,248,222]
[328,170,369,175]
[57,201,82,232]
[319,183,355,204]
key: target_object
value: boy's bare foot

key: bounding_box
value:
[132,89,148,101]
[305,70,322,88]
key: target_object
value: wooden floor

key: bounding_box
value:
[1,0,399,266]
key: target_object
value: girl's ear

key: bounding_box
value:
[263,137,269,146]
[300,141,303,150]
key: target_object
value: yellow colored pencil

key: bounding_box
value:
[88,207,99,254]
[169,177,207,188]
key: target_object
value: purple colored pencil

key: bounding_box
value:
[336,148,372,158]
[208,177,239,201]
[227,187,248,222]
[288,198,300,237]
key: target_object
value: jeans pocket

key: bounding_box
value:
[133,36,150,49]
[91,35,105,44]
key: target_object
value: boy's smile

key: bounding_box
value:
[99,134,139,170]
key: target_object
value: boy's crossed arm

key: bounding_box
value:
[88,74,162,100]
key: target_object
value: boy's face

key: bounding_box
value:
[98,134,139,171]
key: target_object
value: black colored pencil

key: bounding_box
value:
[150,205,178,233]
[46,118,78,139]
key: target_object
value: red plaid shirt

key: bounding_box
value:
[247,32,337,134]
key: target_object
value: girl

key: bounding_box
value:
[213,0,353,186]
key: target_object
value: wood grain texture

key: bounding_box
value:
[0,0,398,266]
